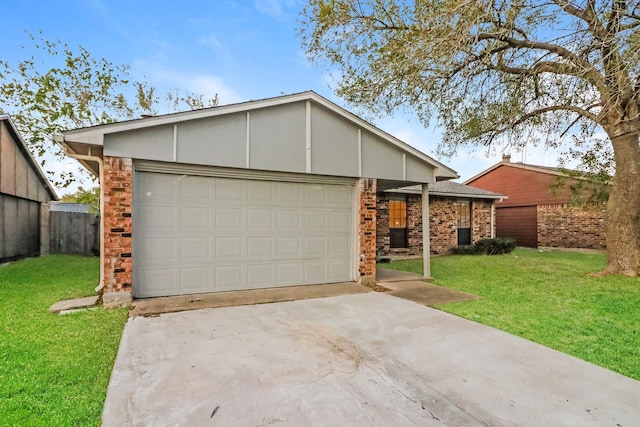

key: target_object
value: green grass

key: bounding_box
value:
[0,255,128,426]
[381,248,640,380]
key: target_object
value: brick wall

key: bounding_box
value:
[407,195,423,254]
[376,196,390,255]
[428,196,458,255]
[471,199,493,242]
[102,156,133,308]
[537,203,606,249]
[376,194,424,256]
[359,178,377,284]
[376,194,495,255]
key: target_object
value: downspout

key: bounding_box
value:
[492,197,505,239]
[55,136,105,293]
[491,202,495,239]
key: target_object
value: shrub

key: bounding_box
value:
[474,238,516,255]
[452,245,477,255]
[453,238,516,256]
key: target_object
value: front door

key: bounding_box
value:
[456,200,471,245]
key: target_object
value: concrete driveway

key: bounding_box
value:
[103,293,640,426]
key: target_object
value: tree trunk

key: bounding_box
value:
[604,130,640,276]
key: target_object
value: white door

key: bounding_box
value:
[134,171,354,297]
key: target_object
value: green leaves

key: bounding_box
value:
[0,32,219,189]
[299,0,640,156]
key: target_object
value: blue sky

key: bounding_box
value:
[2,0,567,193]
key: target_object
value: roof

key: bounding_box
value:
[463,159,607,185]
[57,91,458,181]
[0,115,58,200]
[387,180,506,199]
[50,202,90,213]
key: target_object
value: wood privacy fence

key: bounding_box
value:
[49,211,100,256]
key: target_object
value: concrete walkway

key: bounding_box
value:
[103,293,640,426]
[377,267,479,306]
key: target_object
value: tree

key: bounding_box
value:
[60,186,100,214]
[300,0,640,276]
[0,32,218,188]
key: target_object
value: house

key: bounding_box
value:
[57,91,458,308]
[376,181,506,256]
[0,115,58,263]
[464,155,608,249]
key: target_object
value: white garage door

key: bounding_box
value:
[134,171,355,298]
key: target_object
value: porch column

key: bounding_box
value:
[102,156,134,308]
[422,183,431,278]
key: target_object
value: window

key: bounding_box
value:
[455,200,471,228]
[389,199,407,229]
[389,197,407,248]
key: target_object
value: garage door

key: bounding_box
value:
[134,171,355,298]
[496,206,538,248]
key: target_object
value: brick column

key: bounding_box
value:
[102,156,133,308]
[358,178,377,285]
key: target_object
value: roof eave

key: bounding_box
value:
[1,115,58,200]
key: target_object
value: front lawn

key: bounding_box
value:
[381,248,640,380]
[0,255,128,426]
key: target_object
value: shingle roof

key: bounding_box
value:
[387,181,506,199]
[463,160,611,185]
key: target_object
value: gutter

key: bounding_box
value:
[54,134,105,293]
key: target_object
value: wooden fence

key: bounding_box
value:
[49,211,100,256]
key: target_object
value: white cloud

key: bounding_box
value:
[254,0,299,21]
[199,33,223,49]
[133,61,245,108]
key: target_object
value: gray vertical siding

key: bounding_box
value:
[0,194,41,262]
[0,118,56,263]
[99,97,442,183]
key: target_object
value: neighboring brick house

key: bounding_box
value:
[377,181,505,256]
[58,91,457,307]
[464,155,609,249]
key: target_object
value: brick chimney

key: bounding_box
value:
[502,154,511,163]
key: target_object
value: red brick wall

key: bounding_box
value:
[538,204,606,249]
[428,196,458,254]
[102,156,133,303]
[376,194,494,255]
[407,195,423,253]
[359,178,377,283]
[376,194,422,256]
[472,199,493,242]
[376,195,390,254]
[467,164,573,207]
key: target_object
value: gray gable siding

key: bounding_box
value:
[177,113,247,168]
[310,103,359,177]
[97,98,438,183]
[0,119,55,202]
[104,125,175,162]
[248,102,306,173]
